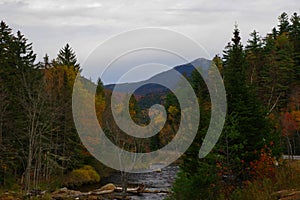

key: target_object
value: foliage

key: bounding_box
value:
[171,162,220,200]
[249,144,277,180]
[63,165,100,187]
[54,43,80,71]
[171,12,299,199]
[1,11,300,198]
[0,22,101,191]
[230,161,300,200]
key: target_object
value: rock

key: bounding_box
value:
[51,187,84,199]
[155,168,162,173]
[0,191,22,200]
[26,189,47,197]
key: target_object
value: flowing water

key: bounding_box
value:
[78,165,179,200]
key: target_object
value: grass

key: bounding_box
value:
[229,160,300,200]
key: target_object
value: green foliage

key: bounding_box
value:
[223,25,276,167]
[171,12,300,199]
[278,12,291,34]
[172,163,220,200]
[55,43,80,71]
[1,11,300,198]
[0,22,97,191]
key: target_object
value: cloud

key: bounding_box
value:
[0,0,299,83]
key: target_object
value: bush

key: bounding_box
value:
[63,165,100,187]
[230,160,300,200]
[171,164,220,200]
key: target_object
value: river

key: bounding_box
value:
[78,165,179,200]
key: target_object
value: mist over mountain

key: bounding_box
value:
[104,58,212,96]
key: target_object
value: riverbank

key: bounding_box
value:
[1,161,299,200]
[0,165,178,200]
[226,160,300,200]
[76,165,179,200]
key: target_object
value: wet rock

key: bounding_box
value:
[52,187,85,199]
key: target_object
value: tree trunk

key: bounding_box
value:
[286,135,293,159]
[25,144,33,192]
[121,172,128,200]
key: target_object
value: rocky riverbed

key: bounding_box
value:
[78,164,179,200]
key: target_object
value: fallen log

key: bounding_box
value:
[272,189,300,200]
[91,183,116,195]
[115,183,146,194]
[52,183,166,199]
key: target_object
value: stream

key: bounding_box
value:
[78,165,179,200]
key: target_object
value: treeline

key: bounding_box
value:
[0,21,108,191]
[170,12,300,199]
[0,20,146,192]
[1,11,300,198]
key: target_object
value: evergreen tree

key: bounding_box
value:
[43,54,51,69]
[56,43,80,71]
[278,12,291,35]
[223,26,275,174]
[0,21,50,191]
[172,65,220,199]
[259,21,294,111]
[290,12,300,79]
[245,30,263,85]
[96,78,105,97]
[0,21,15,187]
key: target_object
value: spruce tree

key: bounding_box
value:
[56,43,80,71]
[0,21,49,191]
[290,12,300,80]
[278,12,291,34]
[245,30,263,85]
[223,26,274,174]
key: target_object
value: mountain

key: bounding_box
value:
[104,58,212,96]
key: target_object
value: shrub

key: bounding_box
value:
[171,164,220,200]
[64,165,100,187]
[230,160,300,200]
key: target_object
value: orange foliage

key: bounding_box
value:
[249,144,277,180]
[281,112,298,136]
[291,110,300,128]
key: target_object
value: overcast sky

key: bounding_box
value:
[0,0,299,83]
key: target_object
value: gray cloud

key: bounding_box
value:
[0,0,298,83]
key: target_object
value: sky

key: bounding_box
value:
[0,0,299,83]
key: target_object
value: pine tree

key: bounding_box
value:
[172,65,220,199]
[0,21,15,187]
[290,12,300,80]
[245,30,263,85]
[56,43,80,71]
[278,12,291,35]
[223,26,275,176]
[0,21,50,191]
[95,78,106,126]
[259,20,294,111]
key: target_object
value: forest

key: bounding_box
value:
[0,12,300,200]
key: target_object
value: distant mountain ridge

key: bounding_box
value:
[104,58,212,96]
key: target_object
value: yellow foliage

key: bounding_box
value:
[168,106,179,116]
[64,165,100,186]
